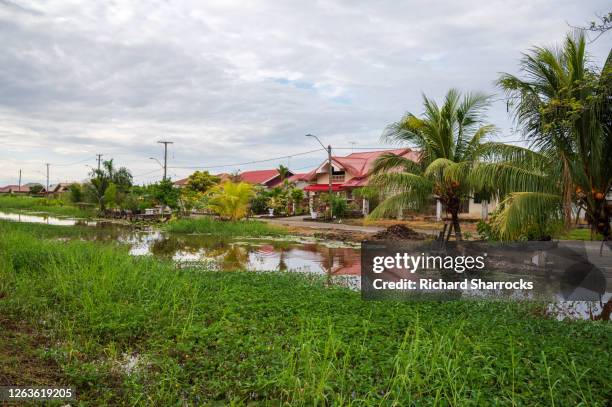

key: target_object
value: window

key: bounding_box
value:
[331,169,345,182]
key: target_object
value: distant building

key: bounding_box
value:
[0,183,46,194]
[302,148,417,215]
[174,169,294,189]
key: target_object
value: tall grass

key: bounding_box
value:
[166,216,286,237]
[0,224,610,405]
[0,195,94,218]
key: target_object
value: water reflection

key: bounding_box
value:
[2,211,609,319]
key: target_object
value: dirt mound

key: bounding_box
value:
[372,224,426,240]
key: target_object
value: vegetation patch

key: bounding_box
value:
[0,195,95,218]
[166,216,287,237]
[0,224,610,405]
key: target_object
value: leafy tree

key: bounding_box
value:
[370,89,496,239]
[68,183,83,203]
[186,171,220,193]
[207,182,254,220]
[179,189,208,214]
[250,188,271,214]
[490,32,611,240]
[290,188,305,214]
[151,179,180,209]
[88,159,133,210]
[103,183,118,209]
[28,183,45,195]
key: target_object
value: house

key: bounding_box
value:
[0,183,45,194]
[174,170,294,189]
[48,183,73,194]
[287,173,309,190]
[302,148,418,215]
[173,178,190,188]
[303,148,497,219]
[237,169,294,188]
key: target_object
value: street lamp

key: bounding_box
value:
[149,157,164,168]
[306,134,334,220]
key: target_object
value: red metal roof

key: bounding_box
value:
[239,169,280,184]
[287,173,308,182]
[304,148,418,181]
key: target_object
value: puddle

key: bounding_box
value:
[2,210,609,321]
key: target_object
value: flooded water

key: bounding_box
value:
[1,210,609,320]
[0,211,361,285]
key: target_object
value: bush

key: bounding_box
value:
[28,183,45,194]
[250,191,270,214]
[68,183,83,203]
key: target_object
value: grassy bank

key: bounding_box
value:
[0,222,610,405]
[167,215,287,237]
[0,195,95,218]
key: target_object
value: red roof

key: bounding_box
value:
[304,148,419,182]
[287,173,308,182]
[239,169,281,185]
[0,184,32,193]
[173,178,189,186]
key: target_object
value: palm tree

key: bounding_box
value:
[370,89,496,240]
[277,165,290,182]
[89,159,133,210]
[495,32,611,240]
[207,181,254,220]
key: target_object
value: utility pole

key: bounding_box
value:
[306,134,334,220]
[158,141,173,181]
[18,169,21,193]
[45,163,50,195]
[96,154,103,171]
[327,144,333,212]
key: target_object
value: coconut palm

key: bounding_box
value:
[277,165,290,182]
[370,89,496,240]
[494,32,611,240]
[207,181,254,220]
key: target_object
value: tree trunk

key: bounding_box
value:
[451,210,462,241]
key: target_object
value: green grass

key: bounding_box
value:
[558,227,604,241]
[166,215,287,237]
[0,223,610,405]
[0,195,95,218]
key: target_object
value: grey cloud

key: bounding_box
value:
[0,0,609,185]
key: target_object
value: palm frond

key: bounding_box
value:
[469,162,556,196]
[492,192,562,240]
[371,153,421,175]
[368,190,430,219]
[370,172,433,194]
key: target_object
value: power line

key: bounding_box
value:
[168,148,324,170]
[50,156,94,167]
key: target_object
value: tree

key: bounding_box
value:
[186,171,220,193]
[571,11,612,42]
[104,183,118,209]
[151,179,180,209]
[493,32,611,240]
[68,183,83,203]
[277,165,290,182]
[88,159,133,210]
[207,182,254,220]
[28,183,45,195]
[370,89,496,240]
[290,188,305,214]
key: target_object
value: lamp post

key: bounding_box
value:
[306,134,333,220]
[149,157,165,181]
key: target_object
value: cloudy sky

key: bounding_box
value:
[0,0,609,186]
